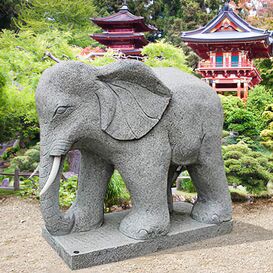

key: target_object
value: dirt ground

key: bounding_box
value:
[1,197,273,273]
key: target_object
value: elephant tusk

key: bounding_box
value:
[40,156,61,196]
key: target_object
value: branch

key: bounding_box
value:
[44,51,61,63]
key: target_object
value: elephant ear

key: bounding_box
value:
[95,60,172,140]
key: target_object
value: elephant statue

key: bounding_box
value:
[36,60,232,240]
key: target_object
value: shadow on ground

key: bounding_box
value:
[160,220,273,254]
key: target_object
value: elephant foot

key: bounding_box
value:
[71,206,103,233]
[191,199,232,224]
[45,212,75,236]
[119,209,170,240]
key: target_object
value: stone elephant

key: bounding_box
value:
[36,60,232,240]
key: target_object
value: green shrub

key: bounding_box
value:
[105,171,130,209]
[1,146,19,160]
[219,95,244,130]
[261,104,273,150]
[223,142,273,194]
[142,41,192,73]
[10,145,40,171]
[59,176,78,207]
[179,177,196,193]
[19,170,131,210]
[24,149,40,162]
[226,108,259,137]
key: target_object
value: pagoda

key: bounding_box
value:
[90,3,156,56]
[181,1,273,101]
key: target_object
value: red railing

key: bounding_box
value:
[198,60,254,69]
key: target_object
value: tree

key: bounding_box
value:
[261,104,273,151]
[0,0,21,30]
[16,0,98,47]
[223,142,273,194]
[219,95,244,130]
[142,41,192,73]
[226,108,259,137]
[255,59,273,89]
[247,85,273,132]
[0,29,76,143]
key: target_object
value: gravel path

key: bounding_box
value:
[0,196,273,273]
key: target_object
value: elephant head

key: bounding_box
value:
[36,60,171,235]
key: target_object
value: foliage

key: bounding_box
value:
[220,95,244,130]
[246,1,273,30]
[247,85,273,131]
[223,142,273,194]
[19,176,40,199]
[255,59,273,89]
[261,104,273,150]
[10,144,40,171]
[105,171,130,209]
[88,50,116,66]
[1,146,19,160]
[226,108,259,137]
[142,41,192,73]
[58,176,78,207]
[16,0,98,47]
[18,170,130,209]
[220,88,273,139]
[247,85,273,117]
[0,29,76,143]
[0,0,21,29]
[179,178,196,193]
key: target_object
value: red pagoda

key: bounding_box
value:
[181,1,273,101]
[90,4,156,56]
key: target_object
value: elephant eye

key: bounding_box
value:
[53,106,71,118]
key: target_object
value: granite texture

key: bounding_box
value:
[43,202,233,270]
[36,60,232,241]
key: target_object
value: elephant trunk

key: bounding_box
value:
[39,137,75,235]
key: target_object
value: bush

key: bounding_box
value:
[247,86,273,132]
[19,170,131,210]
[179,178,196,193]
[10,144,40,171]
[261,104,273,151]
[105,171,130,209]
[142,41,192,73]
[223,142,273,194]
[219,95,244,130]
[59,176,78,207]
[226,108,259,137]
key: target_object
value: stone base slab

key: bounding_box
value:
[42,202,233,270]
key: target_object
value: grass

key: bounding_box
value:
[0,189,20,197]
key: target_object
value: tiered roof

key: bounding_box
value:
[91,5,156,32]
[181,2,273,59]
[91,5,156,56]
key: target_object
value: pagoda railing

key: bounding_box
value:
[198,60,254,69]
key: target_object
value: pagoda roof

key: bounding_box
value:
[91,5,157,32]
[90,33,149,47]
[181,2,273,58]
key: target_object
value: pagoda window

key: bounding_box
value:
[231,54,239,67]
[216,55,223,67]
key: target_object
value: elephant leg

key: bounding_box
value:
[118,145,171,240]
[187,135,232,224]
[71,151,113,233]
[167,165,180,213]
